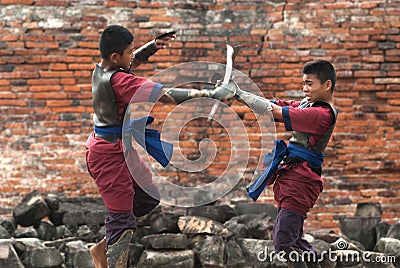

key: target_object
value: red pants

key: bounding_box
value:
[86,150,134,213]
[86,147,158,245]
[86,148,153,214]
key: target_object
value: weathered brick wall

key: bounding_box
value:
[0,0,399,231]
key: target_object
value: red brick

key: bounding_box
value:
[29,85,62,92]
[50,63,67,71]
[0,0,34,4]
[67,49,99,57]
[35,0,69,6]
[133,9,166,16]
[68,63,94,70]
[184,42,215,49]
[46,100,73,107]
[0,35,19,42]
[39,71,73,78]
[0,99,28,106]
[0,79,10,86]
[25,41,59,49]
[77,41,98,49]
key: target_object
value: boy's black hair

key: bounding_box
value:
[99,25,134,59]
[302,59,336,92]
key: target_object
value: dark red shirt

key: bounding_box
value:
[86,70,162,154]
[271,100,335,215]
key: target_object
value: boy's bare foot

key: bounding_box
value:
[90,238,107,268]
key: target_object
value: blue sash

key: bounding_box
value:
[94,125,122,136]
[246,140,324,201]
[94,116,173,168]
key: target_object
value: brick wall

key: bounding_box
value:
[0,0,399,231]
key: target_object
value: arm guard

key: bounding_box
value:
[133,40,158,64]
[235,88,272,114]
[164,82,237,104]
[215,80,272,114]
[164,88,212,104]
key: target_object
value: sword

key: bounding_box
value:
[207,44,241,121]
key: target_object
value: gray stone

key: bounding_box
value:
[235,202,277,220]
[339,216,381,250]
[194,235,225,267]
[44,237,81,249]
[50,200,106,226]
[303,233,315,243]
[271,254,290,268]
[60,203,106,225]
[374,222,390,242]
[13,238,46,267]
[308,229,342,244]
[13,237,43,250]
[223,213,274,240]
[142,233,188,250]
[137,249,194,267]
[186,234,209,249]
[312,238,331,257]
[178,216,234,238]
[186,205,237,223]
[55,225,74,240]
[386,222,400,240]
[237,238,275,268]
[13,227,38,238]
[0,240,24,268]
[133,226,156,243]
[127,241,144,267]
[35,221,57,241]
[136,206,162,227]
[224,222,248,238]
[97,225,106,240]
[62,240,93,268]
[150,212,182,234]
[355,202,383,218]
[75,225,95,238]
[29,247,64,268]
[225,239,246,266]
[224,214,254,238]
[374,237,400,258]
[44,194,60,211]
[0,226,11,239]
[0,218,16,234]
[13,190,51,227]
[246,213,274,240]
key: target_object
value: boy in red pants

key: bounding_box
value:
[235,59,338,267]
[87,25,233,267]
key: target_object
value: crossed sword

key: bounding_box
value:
[207,44,241,122]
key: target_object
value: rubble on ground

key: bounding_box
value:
[0,190,398,267]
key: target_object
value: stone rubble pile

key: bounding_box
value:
[0,190,398,268]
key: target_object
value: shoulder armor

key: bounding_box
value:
[92,65,122,127]
[289,100,338,153]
